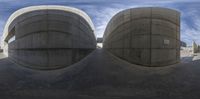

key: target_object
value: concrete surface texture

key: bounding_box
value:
[0,49,200,99]
[103,7,180,66]
[1,5,96,69]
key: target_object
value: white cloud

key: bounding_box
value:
[92,7,124,37]
[180,7,200,45]
[83,4,139,37]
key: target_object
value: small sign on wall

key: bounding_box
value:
[164,39,170,45]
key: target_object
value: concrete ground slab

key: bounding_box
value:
[0,49,200,99]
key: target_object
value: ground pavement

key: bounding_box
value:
[0,49,200,99]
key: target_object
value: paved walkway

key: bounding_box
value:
[193,53,200,61]
[0,49,200,99]
[0,53,6,59]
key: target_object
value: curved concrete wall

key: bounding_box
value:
[2,5,96,69]
[103,7,180,66]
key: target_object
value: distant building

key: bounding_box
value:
[180,41,187,47]
[97,38,103,43]
[192,41,200,53]
[0,46,2,52]
[97,38,103,48]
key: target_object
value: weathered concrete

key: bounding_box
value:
[1,5,96,69]
[103,7,180,66]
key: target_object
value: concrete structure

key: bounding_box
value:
[1,5,96,69]
[103,7,180,66]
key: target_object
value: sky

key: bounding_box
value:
[0,0,200,46]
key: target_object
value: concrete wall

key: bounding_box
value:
[103,7,180,66]
[4,6,96,69]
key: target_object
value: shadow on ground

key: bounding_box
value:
[0,49,200,99]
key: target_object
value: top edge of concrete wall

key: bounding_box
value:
[122,7,180,14]
[110,7,180,21]
[1,5,95,46]
[103,7,180,41]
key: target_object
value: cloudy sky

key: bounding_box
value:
[0,0,200,45]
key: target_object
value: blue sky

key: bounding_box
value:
[0,0,200,46]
